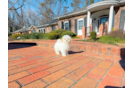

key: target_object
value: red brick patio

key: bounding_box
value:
[8,41,125,88]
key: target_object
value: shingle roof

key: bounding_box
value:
[44,19,58,25]
[55,6,87,19]
[12,25,33,33]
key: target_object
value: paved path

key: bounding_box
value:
[8,44,125,88]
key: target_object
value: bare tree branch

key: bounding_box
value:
[8,0,32,10]
[8,0,18,10]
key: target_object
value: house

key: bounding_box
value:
[39,19,59,33]
[55,0,125,37]
[12,19,59,35]
[12,25,47,35]
[12,0,125,37]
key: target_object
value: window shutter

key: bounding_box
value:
[75,19,77,34]
[62,22,64,29]
[69,20,71,31]
[119,10,125,30]
[84,17,87,27]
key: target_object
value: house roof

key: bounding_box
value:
[55,6,87,19]
[44,19,58,26]
[12,25,34,33]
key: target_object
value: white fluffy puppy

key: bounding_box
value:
[54,35,72,56]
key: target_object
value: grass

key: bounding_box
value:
[79,36,125,46]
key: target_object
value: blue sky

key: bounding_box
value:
[10,0,102,19]
[21,0,102,14]
[64,0,102,12]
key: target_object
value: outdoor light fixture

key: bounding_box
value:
[94,18,96,21]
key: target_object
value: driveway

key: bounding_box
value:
[8,43,125,88]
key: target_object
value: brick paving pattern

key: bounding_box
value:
[8,44,125,88]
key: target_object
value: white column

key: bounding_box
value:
[108,5,114,33]
[87,11,91,27]
[87,11,91,34]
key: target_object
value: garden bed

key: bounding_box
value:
[79,36,125,47]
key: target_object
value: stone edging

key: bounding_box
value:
[36,43,125,58]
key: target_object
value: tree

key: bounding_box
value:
[82,0,94,6]
[71,0,81,10]
[8,0,32,10]
[90,0,94,4]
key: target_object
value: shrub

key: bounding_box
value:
[42,33,50,39]
[98,36,125,45]
[10,34,22,39]
[90,31,96,40]
[50,29,66,37]
[47,33,59,39]
[27,33,44,39]
[20,33,44,39]
[20,34,29,39]
[61,31,77,37]
[107,30,125,39]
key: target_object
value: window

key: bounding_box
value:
[51,26,55,31]
[64,21,69,30]
[32,28,36,33]
[78,19,84,30]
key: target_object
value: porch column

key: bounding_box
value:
[87,11,91,28]
[87,11,91,35]
[108,5,114,33]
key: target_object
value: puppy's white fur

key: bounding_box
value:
[54,35,72,56]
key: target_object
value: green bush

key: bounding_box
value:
[47,33,59,39]
[61,31,77,37]
[20,34,29,39]
[90,31,96,40]
[20,33,44,39]
[50,29,66,37]
[10,34,22,39]
[42,33,50,39]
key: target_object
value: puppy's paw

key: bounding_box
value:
[62,55,67,57]
[56,52,60,55]
[62,54,67,57]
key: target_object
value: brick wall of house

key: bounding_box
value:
[114,6,125,30]
[45,26,51,33]
[45,24,59,33]
[58,14,87,33]
[55,24,59,30]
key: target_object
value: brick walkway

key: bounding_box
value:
[8,44,125,88]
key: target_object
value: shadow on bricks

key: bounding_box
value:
[104,48,125,88]
[68,51,83,54]
[105,86,125,88]
[119,48,125,70]
[8,42,37,50]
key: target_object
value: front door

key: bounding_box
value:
[100,17,108,25]
[78,19,84,35]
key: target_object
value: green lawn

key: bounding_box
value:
[79,36,125,46]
